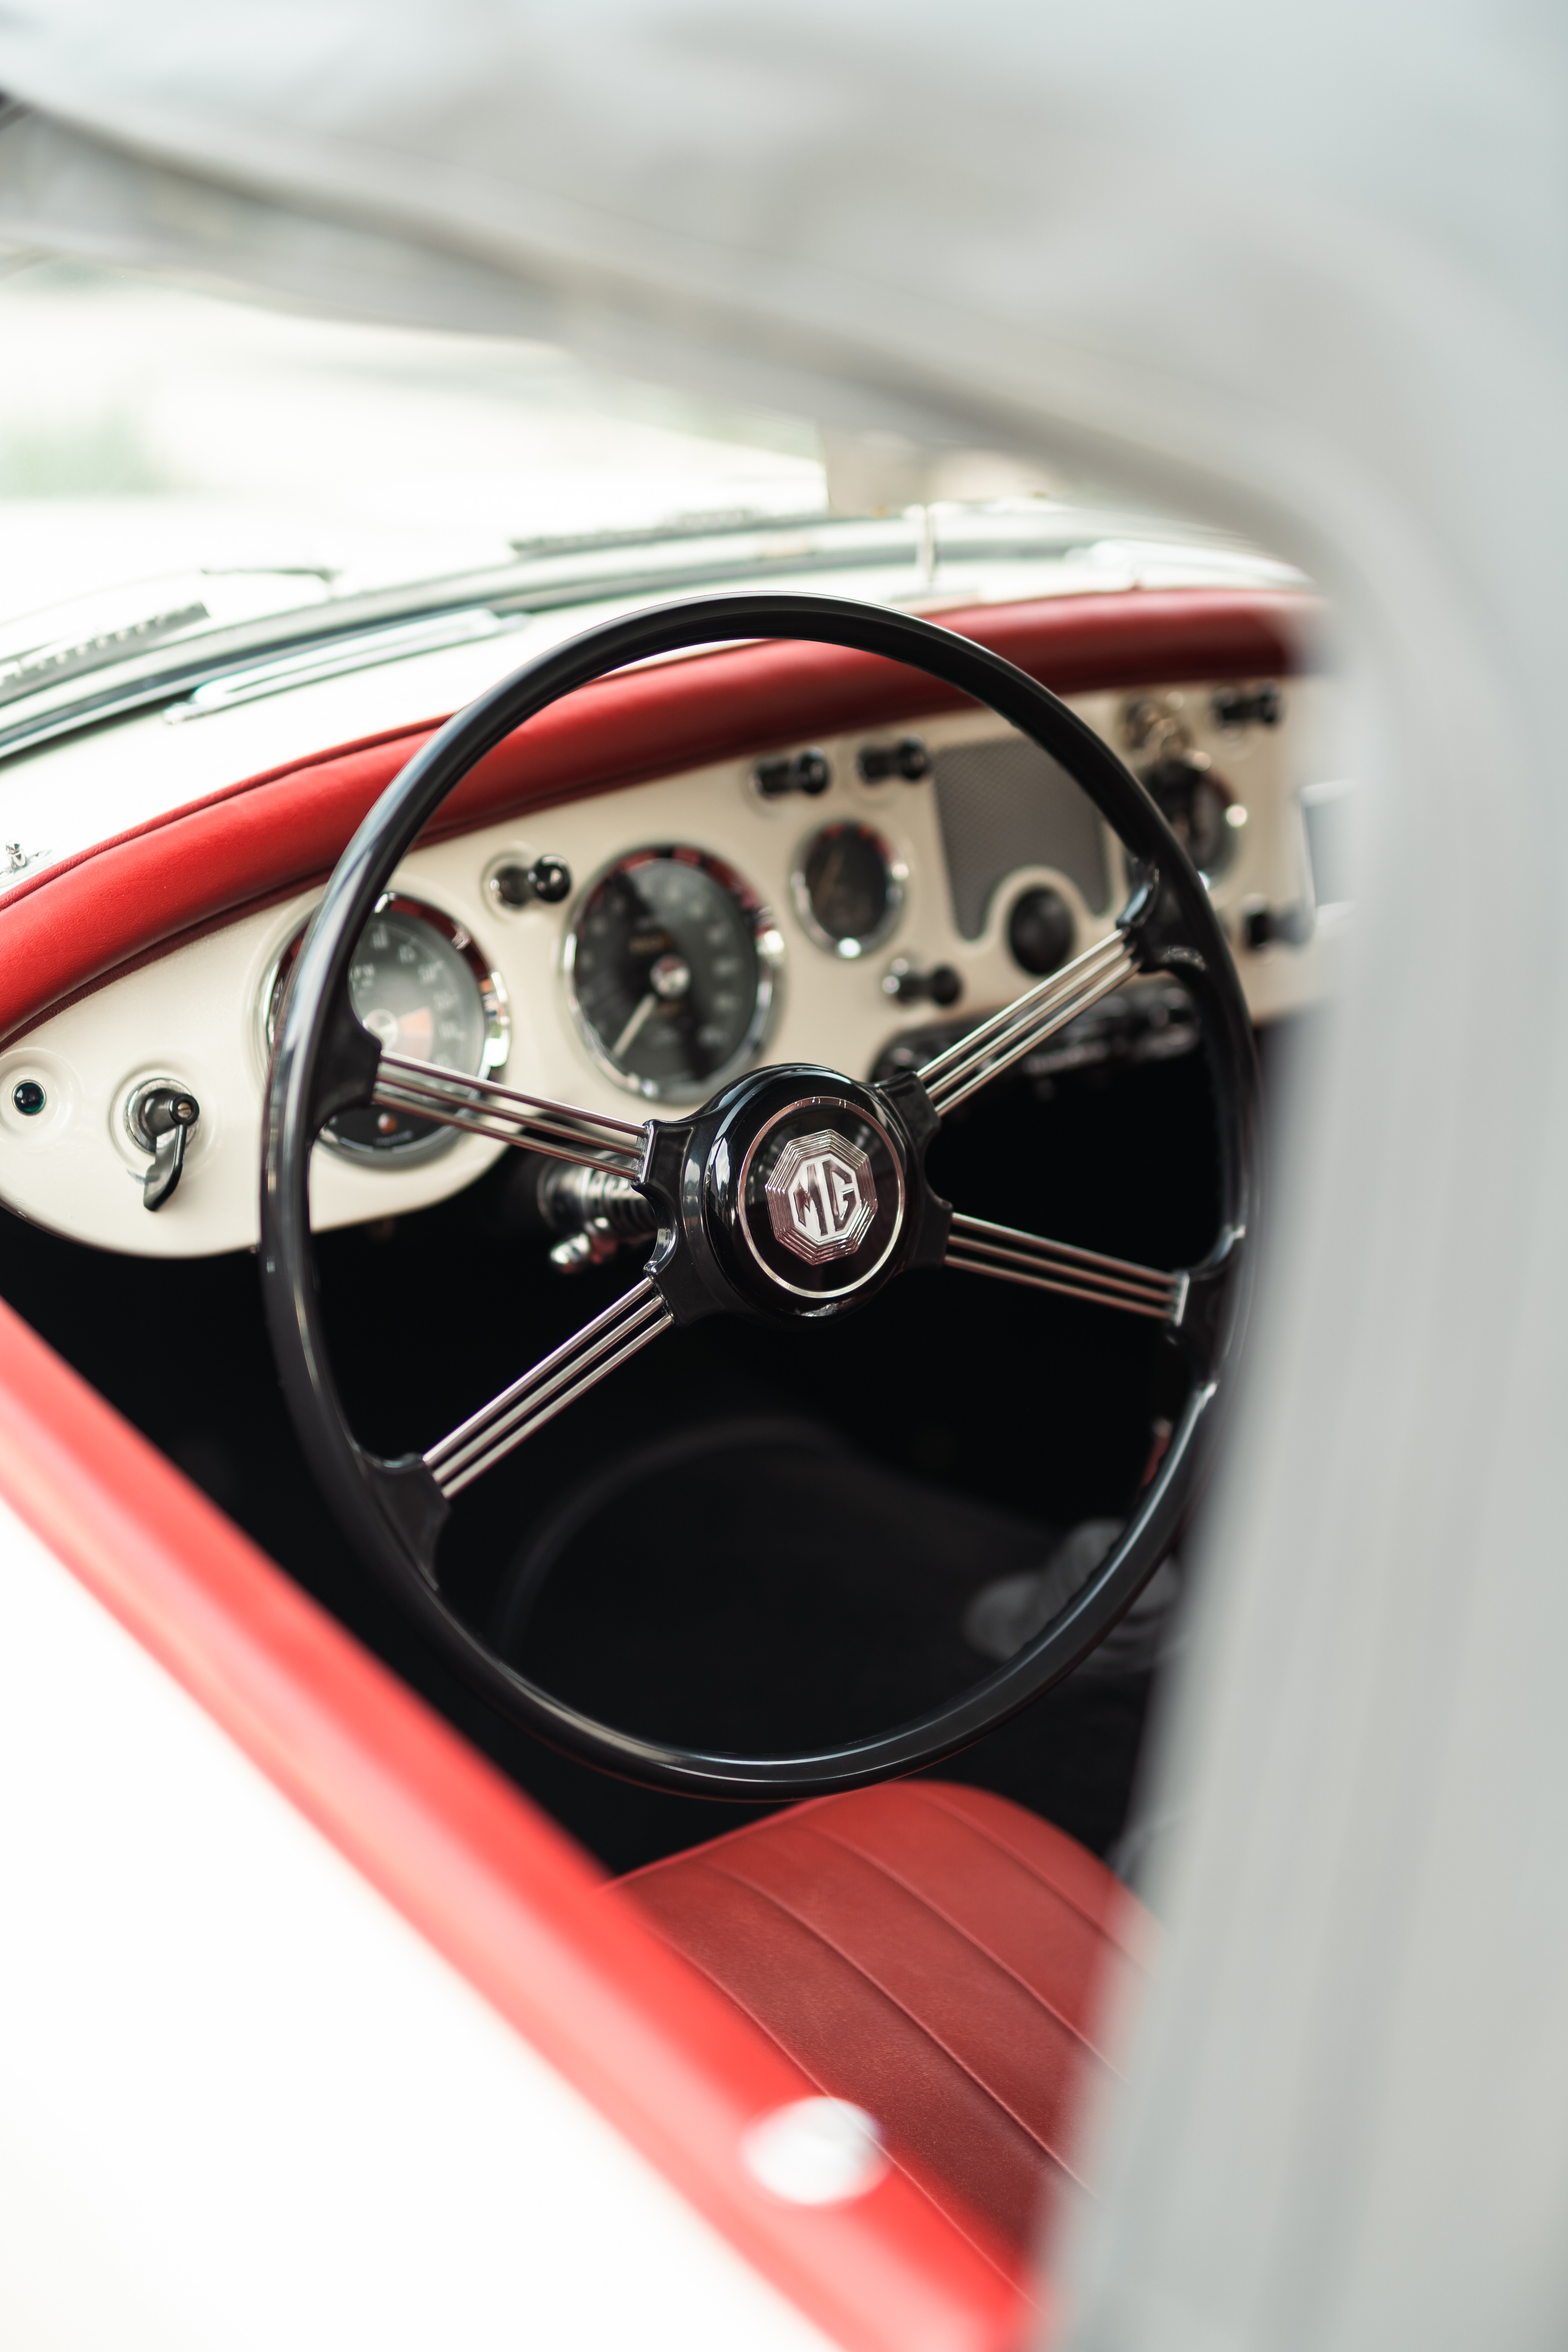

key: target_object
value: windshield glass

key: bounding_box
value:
[0,258,1301,752]
[0,260,826,627]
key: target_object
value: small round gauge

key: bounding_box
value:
[564,847,780,1102]
[793,820,904,958]
[1144,754,1241,880]
[267,895,508,1163]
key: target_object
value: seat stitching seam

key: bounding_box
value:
[687,1857,1092,2189]
[628,1894,1027,2292]
[804,1822,1126,2077]
[907,1786,1130,1932]
[907,1786,1149,1965]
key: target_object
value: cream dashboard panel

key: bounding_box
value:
[0,679,1339,1258]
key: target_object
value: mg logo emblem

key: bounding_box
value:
[733,1093,904,1303]
[765,1131,877,1266]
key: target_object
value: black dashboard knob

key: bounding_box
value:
[1243,900,1314,949]
[884,959,963,1007]
[1212,682,1283,728]
[857,736,931,784]
[1007,885,1076,976]
[490,854,573,908]
[754,749,831,798]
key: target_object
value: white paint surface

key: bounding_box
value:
[0,1492,836,2352]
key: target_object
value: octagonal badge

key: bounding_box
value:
[764,1131,877,1266]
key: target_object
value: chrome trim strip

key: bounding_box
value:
[945,1209,1182,1322]
[425,1278,672,1497]
[918,931,1136,1116]
[372,1052,646,1177]
[163,609,515,722]
[0,510,1300,766]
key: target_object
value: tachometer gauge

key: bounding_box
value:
[267,895,508,1162]
[793,820,904,958]
[564,847,780,1101]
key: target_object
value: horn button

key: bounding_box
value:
[738,1098,903,1300]
[641,1065,941,1321]
[765,1130,878,1266]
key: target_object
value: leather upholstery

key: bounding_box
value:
[0,588,1307,1049]
[619,1782,1151,2264]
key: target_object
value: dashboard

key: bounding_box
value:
[0,611,1345,1259]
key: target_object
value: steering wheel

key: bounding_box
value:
[261,594,1258,1797]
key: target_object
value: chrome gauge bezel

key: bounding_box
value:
[264,891,510,1166]
[790,818,906,960]
[561,844,783,1104]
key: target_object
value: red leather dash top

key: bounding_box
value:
[619,1781,1151,2262]
[0,588,1316,1048]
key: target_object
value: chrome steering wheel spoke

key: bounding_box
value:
[916,929,1137,1117]
[423,1278,672,1498]
[372,1049,646,1177]
[945,1210,1187,1324]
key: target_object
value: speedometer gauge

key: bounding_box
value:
[564,847,781,1101]
[267,895,508,1163]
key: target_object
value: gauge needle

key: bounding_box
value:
[612,992,659,1059]
[818,837,848,918]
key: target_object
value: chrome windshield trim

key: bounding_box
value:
[161,608,518,723]
[0,506,1299,767]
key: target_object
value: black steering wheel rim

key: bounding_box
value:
[261,592,1259,1798]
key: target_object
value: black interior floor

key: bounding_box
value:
[494,1416,1058,1749]
[0,1040,1227,1871]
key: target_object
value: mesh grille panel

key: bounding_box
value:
[932,735,1110,937]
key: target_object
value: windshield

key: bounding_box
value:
[0,259,826,622]
[0,259,1301,745]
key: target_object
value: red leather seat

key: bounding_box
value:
[617,1781,1151,2265]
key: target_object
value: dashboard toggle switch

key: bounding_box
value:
[130,1082,201,1211]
